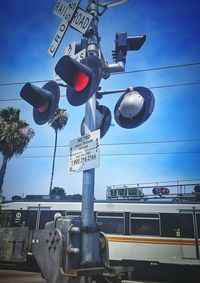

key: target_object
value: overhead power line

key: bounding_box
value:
[111,62,200,76]
[14,151,200,159]
[101,151,200,156]
[0,79,50,87]
[27,139,200,149]
[1,81,200,103]
[102,139,200,146]
[150,81,200,90]
[0,61,200,88]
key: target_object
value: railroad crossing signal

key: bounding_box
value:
[20,81,60,125]
[55,55,102,106]
[152,187,170,195]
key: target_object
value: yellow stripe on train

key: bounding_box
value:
[107,236,196,246]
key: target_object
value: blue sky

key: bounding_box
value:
[0,0,200,200]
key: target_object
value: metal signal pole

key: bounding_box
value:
[81,0,100,264]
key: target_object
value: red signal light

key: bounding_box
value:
[73,71,90,92]
[161,187,169,194]
[161,188,166,194]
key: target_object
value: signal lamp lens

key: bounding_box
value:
[37,100,49,113]
[73,71,90,92]
[152,188,158,195]
[161,187,169,194]
[161,188,166,193]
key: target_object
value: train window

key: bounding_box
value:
[160,213,180,237]
[4,210,12,227]
[0,211,4,227]
[26,209,38,230]
[129,188,136,195]
[118,189,126,196]
[197,214,200,238]
[39,210,65,229]
[98,212,124,217]
[97,212,125,234]
[130,213,160,236]
[110,190,117,197]
[66,211,81,218]
[132,213,158,218]
[180,213,194,238]
[39,211,51,229]
[0,210,6,227]
[128,188,141,196]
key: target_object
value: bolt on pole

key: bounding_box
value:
[81,0,100,264]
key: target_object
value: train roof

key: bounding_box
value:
[1,197,200,205]
[1,191,200,204]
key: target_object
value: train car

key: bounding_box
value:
[0,194,200,282]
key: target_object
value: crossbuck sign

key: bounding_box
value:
[48,0,93,57]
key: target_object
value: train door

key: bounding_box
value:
[26,207,50,230]
[180,210,200,259]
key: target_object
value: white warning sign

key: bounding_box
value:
[68,130,100,174]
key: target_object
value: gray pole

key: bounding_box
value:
[81,0,100,264]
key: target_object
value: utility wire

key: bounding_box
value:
[0,79,50,87]
[1,81,200,103]
[14,151,200,159]
[27,139,200,149]
[0,61,199,88]
[149,81,200,90]
[101,151,200,156]
[111,62,200,75]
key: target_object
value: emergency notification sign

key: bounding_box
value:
[68,129,100,174]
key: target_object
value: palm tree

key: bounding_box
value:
[48,108,69,194]
[0,107,34,195]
